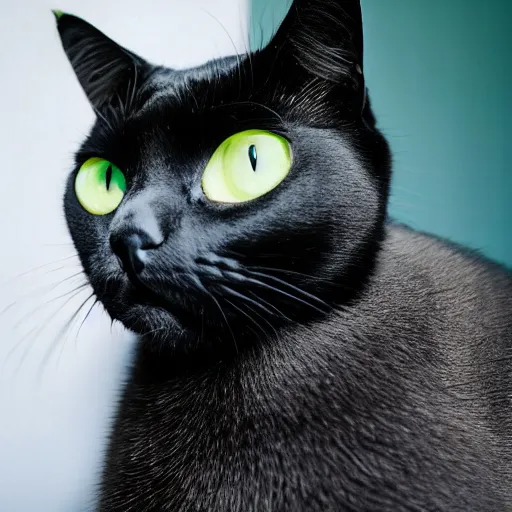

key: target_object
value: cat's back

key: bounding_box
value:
[374,223,512,427]
[344,224,512,505]
[380,223,512,317]
[372,223,512,363]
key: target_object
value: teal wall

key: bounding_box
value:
[250,0,512,267]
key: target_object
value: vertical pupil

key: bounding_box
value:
[248,144,257,171]
[105,165,113,190]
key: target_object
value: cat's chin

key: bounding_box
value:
[95,273,209,341]
[117,302,185,339]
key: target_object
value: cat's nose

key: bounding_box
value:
[110,230,161,275]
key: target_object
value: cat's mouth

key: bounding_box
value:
[131,283,178,313]
[130,278,182,308]
[117,271,203,333]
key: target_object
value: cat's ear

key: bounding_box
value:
[263,0,364,90]
[53,11,151,112]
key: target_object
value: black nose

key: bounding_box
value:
[110,230,161,275]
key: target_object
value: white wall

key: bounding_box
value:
[0,1,248,510]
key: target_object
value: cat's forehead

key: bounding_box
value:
[137,55,244,117]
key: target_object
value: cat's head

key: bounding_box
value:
[56,0,391,352]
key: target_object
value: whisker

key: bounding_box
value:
[219,285,277,317]
[74,298,99,348]
[37,292,96,383]
[0,270,84,318]
[3,325,38,370]
[250,265,363,296]
[242,275,328,315]
[249,265,333,284]
[7,285,88,374]
[56,297,98,368]
[244,270,331,309]
[0,253,79,288]
[225,299,268,338]
[243,301,280,340]
[246,291,294,322]
[46,265,77,275]
[202,9,244,98]
[206,291,238,355]
[12,281,88,330]
[236,3,254,89]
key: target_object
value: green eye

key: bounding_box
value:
[75,157,126,215]
[202,129,292,203]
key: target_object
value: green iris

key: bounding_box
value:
[75,157,126,215]
[202,129,292,203]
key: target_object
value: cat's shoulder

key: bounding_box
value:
[376,223,512,314]
[385,222,510,277]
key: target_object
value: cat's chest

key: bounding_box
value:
[98,341,509,512]
[100,357,356,511]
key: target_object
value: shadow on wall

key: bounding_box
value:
[250,0,512,267]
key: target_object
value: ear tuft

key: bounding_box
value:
[54,13,151,112]
[266,0,364,86]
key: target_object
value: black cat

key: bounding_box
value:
[54,1,512,510]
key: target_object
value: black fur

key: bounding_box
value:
[55,2,512,510]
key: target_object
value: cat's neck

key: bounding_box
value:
[131,323,292,386]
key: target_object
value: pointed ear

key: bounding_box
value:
[54,12,151,111]
[264,0,364,90]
